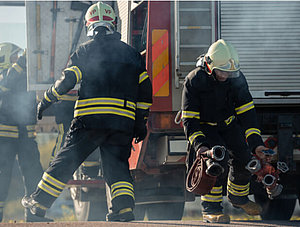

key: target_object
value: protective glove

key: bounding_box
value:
[134,124,147,144]
[37,99,51,120]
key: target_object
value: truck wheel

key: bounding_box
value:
[146,202,185,220]
[254,194,296,220]
[73,199,107,221]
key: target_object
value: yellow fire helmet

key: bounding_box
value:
[85,2,116,37]
[0,42,22,72]
[204,39,240,78]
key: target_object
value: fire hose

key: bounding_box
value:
[186,145,226,195]
[246,149,289,199]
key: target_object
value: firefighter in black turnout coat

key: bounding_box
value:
[0,43,45,222]
[182,39,268,223]
[22,2,152,222]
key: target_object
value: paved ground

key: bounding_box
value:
[0,220,300,227]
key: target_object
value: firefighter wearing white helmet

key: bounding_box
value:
[0,43,46,222]
[22,1,153,222]
[182,39,268,223]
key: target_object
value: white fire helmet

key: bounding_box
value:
[85,2,116,37]
[0,42,23,72]
[200,39,240,78]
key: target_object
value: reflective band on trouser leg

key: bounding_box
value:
[188,131,205,145]
[111,181,135,201]
[0,124,19,138]
[201,186,223,203]
[227,179,249,197]
[37,172,66,198]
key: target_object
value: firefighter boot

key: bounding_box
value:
[231,199,262,215]
[106,208,135,222]
[25,208,53,222]
[203,212,230,223]
[21,196,53,222]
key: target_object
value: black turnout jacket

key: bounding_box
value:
[182,67,264,153]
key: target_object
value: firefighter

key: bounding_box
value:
[182,39,268,223]
[22,1,152,222]
[0,43,47,222]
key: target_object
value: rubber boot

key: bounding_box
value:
[25,208,53,222]
[106,207,135,222]
[203,212,230,223]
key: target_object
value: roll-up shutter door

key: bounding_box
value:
[220,1,300,96]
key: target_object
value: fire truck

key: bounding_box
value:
[26,0,300,221]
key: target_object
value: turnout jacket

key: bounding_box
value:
[42,31,152,132]
[182,67,264,153]
[0,54,37,129]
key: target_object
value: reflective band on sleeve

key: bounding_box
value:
[245,128,261,139]
[12,63,23,73]
[189,131,205,145]
[224,115,235,125]
[137,102,152,110]
[51,87,62,100]
[61,95,78,101]
[139,71,149,84]
[44,92,51,102]
[182,110,200,120]
[65,66,82,83]
[235,101,254,115]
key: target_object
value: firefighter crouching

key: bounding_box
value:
[0,43,46,222]
[182,39,269,223]
[22,2,153,222]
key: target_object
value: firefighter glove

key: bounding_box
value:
[37,99,51,120]
[134,124,147,144]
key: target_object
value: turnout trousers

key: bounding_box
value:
[31,118,135,213]
[187,120,252,213]
[0,125,43,221]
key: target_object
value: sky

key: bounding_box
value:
[0,6,26,48]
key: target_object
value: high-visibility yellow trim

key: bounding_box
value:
[61,95,78,101]
[65,66,82,83]
[139,71,149,84]
[228,180,250,190]
[235,101,254,115]
[210,186,222,194]
[74,107,135,120]
[245,128,261,139]
[111,181,134,192]
[82,161,100,167]
[38,181,60,198]
[189,131,205,145]
[119,208,132,214]
[0,131,19,138]
[0,124,18,131]
[111,189,135,200]
[51,87,62,100]
[52,123,64,158]
[224,115,235,125]
[227,187,249,197]
[75,97,136,110]
[137,102,152,110]
[182,110,200,119]
[44,92,51,102]
[201,194,223,202]
[42,172,66,189]
[12,63,22,73]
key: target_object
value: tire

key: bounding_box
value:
[146,202,185,220]
[254,194,296,220]
[73,199,108,221]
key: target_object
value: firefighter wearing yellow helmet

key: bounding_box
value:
[22,1,152,222]
[0,43,45,222]
[182,39,268,223]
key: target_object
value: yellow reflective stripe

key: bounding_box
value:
[52,124,64,158]
[44,92,51,102]
[76,97,136,110]
[235,101,254,115]
[51,87,62,100]
[227,187,249,197]
[201,194,223,202]
[60,95,78,101]
[42,172,66,190]
[65,66,82,83]
[35,203,47,210]
[224,115,235,125]
[38,181,60,198]
[28,132,36,138]
[182,110,200,119]
[0,124,18,131]
[137,102,152,110]
[0,131,19,138]
[74,107,135,120]
[26,125,36,131]
[12,63,22,73]
[139,71,149,84]
[245,128,261,139]
[111,189,135,200]
[228,180,249,190]
[119,208,132,214]
[111,181,134,192]
[189,131,205,145]
[0,85,9,92]
[210,186,222,194]
[82,161,100,167]
[200,122,217,126]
